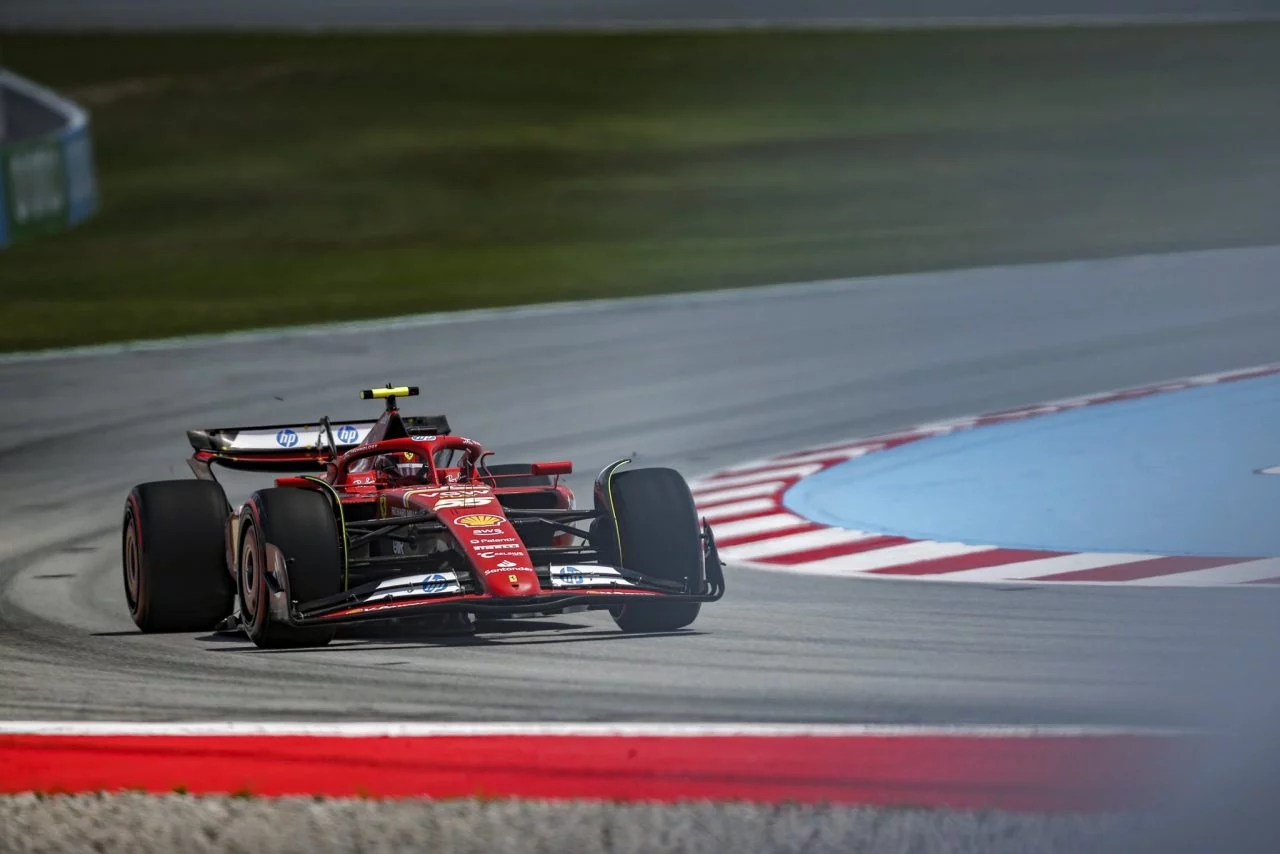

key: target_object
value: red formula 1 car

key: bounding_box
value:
[121,385,725,648]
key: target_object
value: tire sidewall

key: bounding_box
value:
[236,488,340,648]
[599,468,704,632]
[121,480,235,633]
[122,498,148,625]
[239,511,272,644]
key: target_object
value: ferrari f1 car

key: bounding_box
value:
[121,385,725,648]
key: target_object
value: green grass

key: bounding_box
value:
[1,26,1279,352]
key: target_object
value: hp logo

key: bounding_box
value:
[557,566,585,586]
[422,574,449,594]
[276,428,299,448]
[336,424,360,444]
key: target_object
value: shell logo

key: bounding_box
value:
[455,514,505,528]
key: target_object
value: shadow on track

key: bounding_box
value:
[81,616,702,653]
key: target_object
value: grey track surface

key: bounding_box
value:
[3,0,1278,29]
[3,244,1280,728]
[0,794,1148,854]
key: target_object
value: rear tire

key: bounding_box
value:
[122,480,235,632]
[597,467,704,633]
[239,488,343,649]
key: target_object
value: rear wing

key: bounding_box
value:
[187,414,451,473]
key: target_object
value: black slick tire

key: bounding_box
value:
[122,480,235,632]
[598,467,704,633]
[238,487,343,649]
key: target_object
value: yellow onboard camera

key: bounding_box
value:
[360,385,419,401]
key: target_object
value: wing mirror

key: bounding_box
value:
[530,461,573,476]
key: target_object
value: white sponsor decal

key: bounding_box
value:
[414,486,490,497]
[548,565,636,589]
[226,425,372,451]
[483,566,533,576]
[370,572,461,598]
[469,538,520,547]
[496,560,518,568]
[434,496,495,509]
[477,550,527,559]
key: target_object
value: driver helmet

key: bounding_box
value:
[373,451,429,483]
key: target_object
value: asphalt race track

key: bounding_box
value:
[3,245,1280,729]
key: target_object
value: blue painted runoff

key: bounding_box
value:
[782,374,1280,557]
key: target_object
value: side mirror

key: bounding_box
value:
[530,460,573,476]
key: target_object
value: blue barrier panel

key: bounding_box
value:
[60,124,99,226]
[0,69,99,249]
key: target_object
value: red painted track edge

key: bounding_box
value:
[0,732,1191,812]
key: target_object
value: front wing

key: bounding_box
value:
[289,563,724,626]
[261,507,726,628]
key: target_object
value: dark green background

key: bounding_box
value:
[1,25,1278,352]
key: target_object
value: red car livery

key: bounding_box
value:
[121,385,725,648]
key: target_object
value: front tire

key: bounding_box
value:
[123,480,235,632]
[239,487,343,649]
[597,467,704,633]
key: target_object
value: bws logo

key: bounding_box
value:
[455,514,505,528]
[276,428,299,448]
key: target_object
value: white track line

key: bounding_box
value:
[698,498,780,523]
[690,481,786,505]
[1125,558,1280,586]
[0,721,1179,737]
[801,541,998,574]
[692,464,822,490]
[905,552,1156,583]
[719,446,880,471]
[721,528,882,562]
[708,513,811,541]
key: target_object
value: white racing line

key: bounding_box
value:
[0,721,1182,737]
